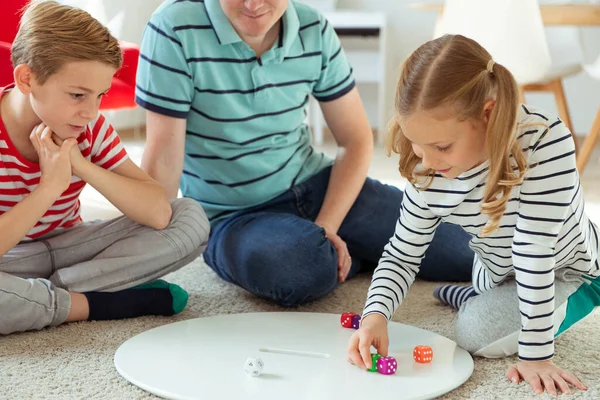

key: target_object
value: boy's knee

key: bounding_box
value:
[169,198,210,253]
[0,278,68,335]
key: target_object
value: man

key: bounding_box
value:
[136,0,473,307]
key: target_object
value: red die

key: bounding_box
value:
[340,312,357,328]
[413,345,433,363]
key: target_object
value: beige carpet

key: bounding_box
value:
[1,256,599,399]
[1,143,600,399]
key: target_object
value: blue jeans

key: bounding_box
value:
[204,166,473,307]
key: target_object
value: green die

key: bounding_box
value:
[368,353,382,372]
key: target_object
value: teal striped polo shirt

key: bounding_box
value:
[136,0,355,223]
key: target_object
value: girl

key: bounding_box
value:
[347,34,598,396]
[0,1,210,335]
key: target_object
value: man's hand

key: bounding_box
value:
[317,223,351,282]
[506,359,587,396]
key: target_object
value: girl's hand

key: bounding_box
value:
[347,313,389,370]
[30,124,76,195]
[506,359,587,396]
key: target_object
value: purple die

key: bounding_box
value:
[376,356,397,375]
[351,314,361,329]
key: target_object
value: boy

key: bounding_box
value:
[0,1,209,335]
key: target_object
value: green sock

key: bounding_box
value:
[133,279,189,314]
[84,280,189,321]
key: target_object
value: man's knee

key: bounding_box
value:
[246,229,339,307]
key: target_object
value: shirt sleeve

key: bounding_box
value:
[512,117,578,361]
[362,183,441,320]
[88,114,128,171]
[135,10,194,118]
[311,15,355,102]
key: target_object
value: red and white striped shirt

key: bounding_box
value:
[0,86,128,240]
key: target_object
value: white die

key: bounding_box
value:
[244,357,264,377]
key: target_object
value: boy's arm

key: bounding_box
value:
[0,123,75,257]
[0,184,63,257]
[72,157,172,230]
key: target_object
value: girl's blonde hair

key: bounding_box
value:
[11,0,122,85]
[387,34,527,236]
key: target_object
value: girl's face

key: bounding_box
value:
[400,104,491,179]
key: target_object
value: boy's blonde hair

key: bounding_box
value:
[387,34,527,236]
[11,0,122,85]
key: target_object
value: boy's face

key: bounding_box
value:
[29,60,116,140]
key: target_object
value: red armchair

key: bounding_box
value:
[0,42,12,88]
[0,0,139,111]
[100,41,139,110]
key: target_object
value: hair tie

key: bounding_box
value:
[486,60,495,74]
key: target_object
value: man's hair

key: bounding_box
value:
[11,0,122,84]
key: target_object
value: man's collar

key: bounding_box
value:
[280,0,301,57]
[205,0,302,58]
[205,0,242,45]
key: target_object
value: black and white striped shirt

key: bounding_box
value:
[363,105,600,361]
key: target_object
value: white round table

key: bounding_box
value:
[114,312,473,400]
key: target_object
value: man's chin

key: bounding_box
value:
[239,19,277,37]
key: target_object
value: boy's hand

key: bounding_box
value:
[347,313,389,370]
[52,133,86,176]
[30,124,76,194]
[506,359,587,396]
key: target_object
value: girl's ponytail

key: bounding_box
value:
[480,63,527,236]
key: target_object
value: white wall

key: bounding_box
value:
[66,0,600,135]
[338,0,600,136]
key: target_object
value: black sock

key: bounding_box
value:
[84,280,188,321]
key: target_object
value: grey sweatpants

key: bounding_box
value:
[454,277,585,358]
[0,198,209,335]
